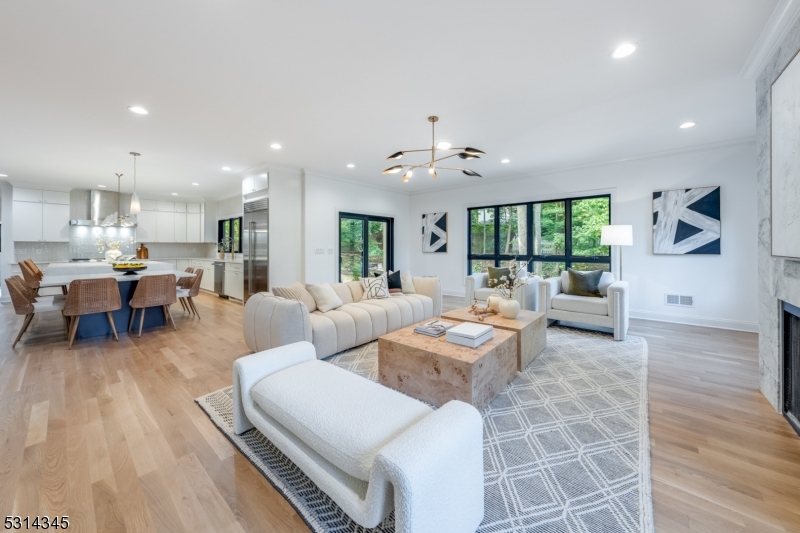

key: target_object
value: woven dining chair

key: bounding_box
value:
[63,278,122,349]
[20,259,68,296]
[128,274,178,338]
[177,267,195,314]
[176,269,203,319]
[5,275,67,348]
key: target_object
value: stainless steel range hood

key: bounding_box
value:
[69,189,136,227]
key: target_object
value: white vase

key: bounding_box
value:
[105,249,122,263]
[487,294,502,311]
[499,297,521,319]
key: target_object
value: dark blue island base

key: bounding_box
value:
[76,280,170,339]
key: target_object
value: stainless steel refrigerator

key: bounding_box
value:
[243,198,269,302]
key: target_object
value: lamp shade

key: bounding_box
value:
[129,192,141,215]
[601,225,632,246]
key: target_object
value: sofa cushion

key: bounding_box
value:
[561,270,615,296]
[346,281,365,302]
[400,271,416,294]
[388,294,425,323]
[306,283,344,313]
[273,282,318,312]
[393,293,433,321]
[565,268,603,298]
[311,309,356,353]
[361,275,390,300]
[551,294,609,316]
[474,287,497,301]
[330,283,354,304]
[308,313,338,358]
[251,360,432,482]
[345,302,388,337]
[360,296,415,327]
[332,304,374,346]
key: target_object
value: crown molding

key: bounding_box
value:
[215,191,242,202]
[740,0,800,80]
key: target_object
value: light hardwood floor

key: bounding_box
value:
[0,293,799,532]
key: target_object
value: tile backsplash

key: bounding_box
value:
[14,242,71,263]
[143,242,217,259]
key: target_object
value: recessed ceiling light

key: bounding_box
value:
[192,182,200,186]
[612,43,636,59]
[436,141,452,150]
[679,122,696,129]
[128,106,148,114]
[98,184,106,188]
[270,143,281,149]
[501,159,510,164]
[347,164,355,168]
[222,166,231,171]
[171,192,178,196]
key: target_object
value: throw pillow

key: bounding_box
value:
[487,266,511,288]
[565,268,603,298]
[305,283,344,313]
[361,275,390,300]
[400,271,416,294]
[273,282,318,311]
[386,270,402,290]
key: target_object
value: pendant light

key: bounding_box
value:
[129,152,141,215]
[381,116,484,181]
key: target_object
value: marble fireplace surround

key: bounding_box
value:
[757,13,800,412]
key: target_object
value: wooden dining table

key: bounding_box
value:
[40,261,196,339]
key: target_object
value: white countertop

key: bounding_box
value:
[40,265,195,288]
[46,260,175,276]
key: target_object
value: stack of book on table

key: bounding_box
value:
[414,320,456,338]
[446,322,494,348]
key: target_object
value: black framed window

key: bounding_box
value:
[218,217,242,253]
[468,194,610,277]
[339,212,394,282]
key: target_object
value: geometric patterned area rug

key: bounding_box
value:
[196,326,653,533]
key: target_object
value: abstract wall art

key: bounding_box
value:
[653,186,720,254]
[771,50,800,258]
[422,212,447,253]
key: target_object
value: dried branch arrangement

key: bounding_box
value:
[469,300,499,322]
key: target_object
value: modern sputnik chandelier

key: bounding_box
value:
[382,116,485,182]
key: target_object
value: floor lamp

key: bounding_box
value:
[601,225,633,280]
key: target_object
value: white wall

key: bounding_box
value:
[268,166,303,288]
[0,180,13,303]
[304,173,410,285]
[216,195,242,220]
[408,142,758,331]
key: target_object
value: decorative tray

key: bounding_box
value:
[112,262,148,276]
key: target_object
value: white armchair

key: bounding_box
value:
[538,271,629,341]
[465,272,542,312]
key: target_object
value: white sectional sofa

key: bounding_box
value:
[243,277,442,358]
[465,271,541,311]
[233,341,485,533]
[539,270,629,340]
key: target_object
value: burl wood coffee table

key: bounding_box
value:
[442,308,547,371]
[378,324,517,411]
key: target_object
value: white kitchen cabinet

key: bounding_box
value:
[42,190,70,204]
[156,211,175,242]
[174,212,187,242]
[176,259,191,272]
[191,260,216,292]
[186,213,201,242]
[187,203,201,213]
[174,202,186,213]
[224,271,243,300]
[157,201,174,212]
[136,211,158,242]
[13,201,43,241]
[13,188,43,202]
[242,174,268,195]
[140,199,157,211]
[42,203,70,241]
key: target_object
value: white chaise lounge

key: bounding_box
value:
[233,341,485,533]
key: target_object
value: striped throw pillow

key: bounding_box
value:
[272,282,317,312]
[360,275,390,300]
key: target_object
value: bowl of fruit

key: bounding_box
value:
[112,261,147,276]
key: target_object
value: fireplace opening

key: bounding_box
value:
[783,302,800,436]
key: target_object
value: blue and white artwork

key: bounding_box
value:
[653,186,720,254]
[422,212,447,253]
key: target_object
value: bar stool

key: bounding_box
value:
[63,278,122,349]
[128,274,178,338]
[5,276,67,348]
[177,267,194,314]
[177,269,203,319]
[21,259,67,295]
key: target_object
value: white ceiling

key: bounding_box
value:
[0,1,779,198]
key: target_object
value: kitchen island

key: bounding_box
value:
[41,261,195,339]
